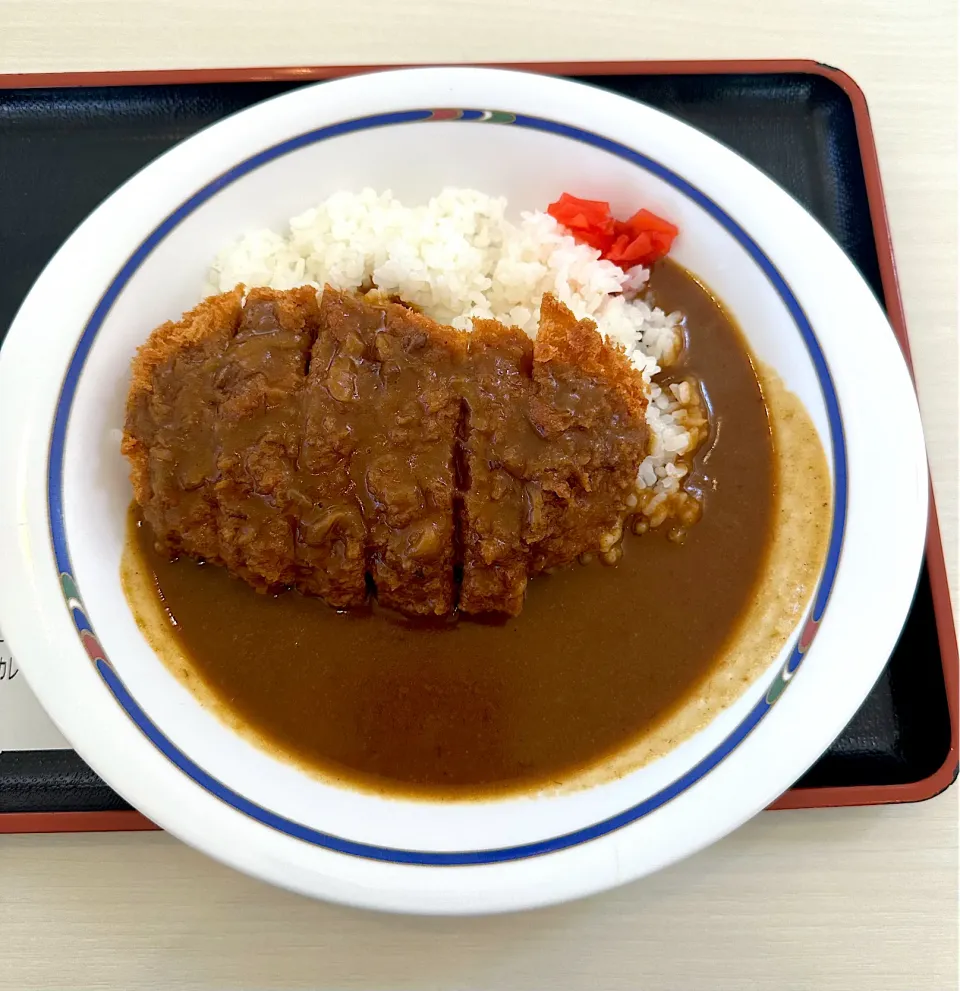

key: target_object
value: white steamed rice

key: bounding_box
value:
[206,188,708,525]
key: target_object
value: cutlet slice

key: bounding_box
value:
[457,322,537,617]
[298,295,370,608]
[213,287,319,591]
[122,288,244,561]
[524,294,648,573]
[313,289,467,616]
[456,295,648,614]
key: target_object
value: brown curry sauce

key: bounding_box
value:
[124,260,774,798]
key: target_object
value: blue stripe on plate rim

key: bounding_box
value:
[45,107,848,865]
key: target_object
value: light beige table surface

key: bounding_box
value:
[0,2,957,989]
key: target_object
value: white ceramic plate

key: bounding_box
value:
[0,68,927,914]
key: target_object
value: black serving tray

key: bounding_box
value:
[0,62,955,828]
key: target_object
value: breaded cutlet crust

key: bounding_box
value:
[536,293,648,421]
[121,287,244,524]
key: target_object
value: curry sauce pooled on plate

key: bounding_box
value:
[121,188,830,797]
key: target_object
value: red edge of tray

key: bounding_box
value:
[0,58,954,834]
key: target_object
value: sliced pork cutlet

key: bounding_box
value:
[123,287,647,619]
[315,289,467,617]
[457,322,537,617]
[212,287,318,592]
[456,296,647,614]
[297,294,371,609]
[122,288,243,562]
[523,294,648,573]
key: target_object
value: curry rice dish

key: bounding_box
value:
[120,190,828,797]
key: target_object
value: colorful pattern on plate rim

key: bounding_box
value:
[426,108,517,122]
[47,107,847,865]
